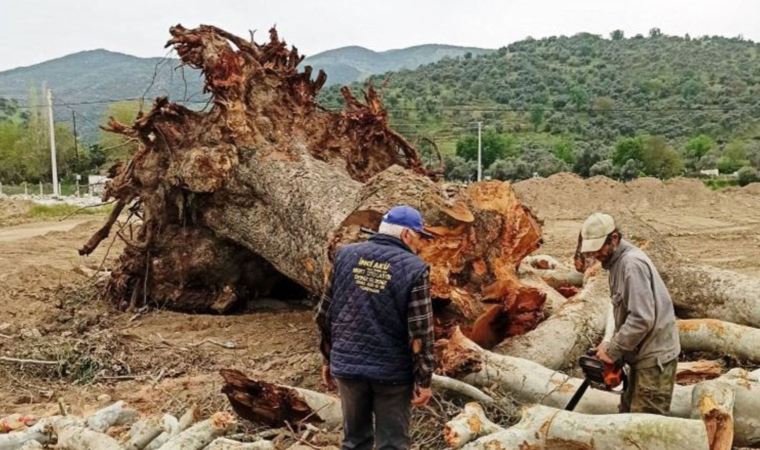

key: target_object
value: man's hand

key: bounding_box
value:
[595,342,614,364]
[411,385,432,407]
[321,363,336,391]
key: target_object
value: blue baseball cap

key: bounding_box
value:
[382,205,433,238]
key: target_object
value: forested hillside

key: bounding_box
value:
[321,30,760,183]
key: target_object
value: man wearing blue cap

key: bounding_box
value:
[316,205,435,450]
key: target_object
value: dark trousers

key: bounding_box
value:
[336,377,413,450]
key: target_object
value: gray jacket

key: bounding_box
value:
[605,240,680,369]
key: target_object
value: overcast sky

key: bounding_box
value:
[1,0,758,72]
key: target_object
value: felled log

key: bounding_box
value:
[444,403,504,449]
[691,381,735,450]
[493,273,610,369]
[144,406,199,450]
[677,360,725,385]
[0,414,37,433]
[86,400,138,432]
[679,319,760,364]
[82,24,549,341]
[56,424,125,450]
[156,412,236,450]
[462,404,710,450]
[220,369,342,428]
[124,416,165,450]
[206,437,275,449]
[0,417,58,449]
[438,327,760,447]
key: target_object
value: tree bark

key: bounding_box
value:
[438,328,760,447]
[462,404,710,450]
[679,319,760,364]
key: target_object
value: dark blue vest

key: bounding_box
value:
[329,234,428,383]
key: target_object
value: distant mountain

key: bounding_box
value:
[0,49,206,140]
[0,44,492,140]
[301,44,494,85]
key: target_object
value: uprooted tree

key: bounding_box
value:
[80,24,557,345]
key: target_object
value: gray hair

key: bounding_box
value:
[377,222,409,239]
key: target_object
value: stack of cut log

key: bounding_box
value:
[0,401,274,450]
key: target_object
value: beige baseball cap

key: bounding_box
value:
[580,213,616,253]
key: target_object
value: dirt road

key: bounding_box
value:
[0,219,91,242]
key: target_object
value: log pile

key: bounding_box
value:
[79,24,760,449]
[0,402,274,450]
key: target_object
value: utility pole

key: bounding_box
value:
[71,110,79,163]
[477,121,482,182]
[46,88,59,196]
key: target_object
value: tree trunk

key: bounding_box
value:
[493,272,610,369]
[82,24,550,340]
[679,319,760,364]
[462,404,710,450]
[220,369,342,429]
[438,328,760,447]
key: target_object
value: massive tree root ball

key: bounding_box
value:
[81,24,550,343]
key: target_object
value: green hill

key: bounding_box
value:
[302,44,493,85]
[320,32,760,180]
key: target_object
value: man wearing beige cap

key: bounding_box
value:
[577,212,680,414]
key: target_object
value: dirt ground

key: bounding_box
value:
[0,176,758,440]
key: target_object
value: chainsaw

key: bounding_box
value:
[564,350,627,411]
